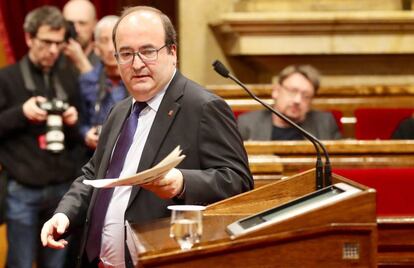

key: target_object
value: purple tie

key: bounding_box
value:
[85,102,147,262]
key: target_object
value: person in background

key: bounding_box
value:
[41,6,253,268]
[0,6,86,268]
[63,0,99,73]
[79,15,128,150]
[238,64,342,140]
[392,116,414,139]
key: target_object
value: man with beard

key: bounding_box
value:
[238,64,342,140]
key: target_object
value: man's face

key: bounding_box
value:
[272,72,315,123]
[94,25,117,68]
[25,25,66,71]
[63,2,96,48]
[115,11,177,102]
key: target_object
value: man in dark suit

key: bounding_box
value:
[41,6,253,268]
[238,64,342,140]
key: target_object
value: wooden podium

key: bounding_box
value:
[129,169,377,267]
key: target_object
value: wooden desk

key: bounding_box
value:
[244,140,414,266]
[207,84,414,99]
[246,140,414,176]
[131,170,377,267]
[377,217,414,267]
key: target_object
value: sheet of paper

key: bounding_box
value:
[83,145,185,188]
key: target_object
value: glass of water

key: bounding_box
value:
[168,205,205,250]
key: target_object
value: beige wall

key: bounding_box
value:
[234,0,404,11]
[178,0,236,85]
[178,0,414,86]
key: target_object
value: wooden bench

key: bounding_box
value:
[207,84,414,138]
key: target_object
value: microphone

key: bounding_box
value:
[212,60,331,189]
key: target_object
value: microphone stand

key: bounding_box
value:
[212,60,331,189]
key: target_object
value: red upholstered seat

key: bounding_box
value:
[333,168,414,216]
[329,109,343,133]
[355,108,414,140]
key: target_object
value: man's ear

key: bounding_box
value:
[93,44,101,57]
[168,44,177,56]
[272,84,281,100]
[24,32,33,48]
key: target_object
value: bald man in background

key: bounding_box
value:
[63,0,99,73]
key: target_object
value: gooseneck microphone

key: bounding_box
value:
[212,60,331,189]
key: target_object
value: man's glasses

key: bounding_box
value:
[114,44,167,65]
[280,85,313,101]
[35,37,65,49]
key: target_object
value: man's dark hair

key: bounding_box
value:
[278,64,321,93]
[112,6,177,53]
[23,5,66,37]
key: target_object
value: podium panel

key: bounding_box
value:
[130,169,377,267]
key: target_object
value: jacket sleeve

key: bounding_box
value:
[180,98,254,205]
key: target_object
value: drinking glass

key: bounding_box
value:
[168,205,205,250]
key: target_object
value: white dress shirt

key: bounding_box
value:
[99,70,175,267]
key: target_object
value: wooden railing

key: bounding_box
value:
[247,139,414,188]
[247,140,414,176]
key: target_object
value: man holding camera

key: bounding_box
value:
[62,0,99,74]
[0,6,86,268]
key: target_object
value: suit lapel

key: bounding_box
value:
[97,98,132,180]
[127,71,185,208]
[88,98,132,213]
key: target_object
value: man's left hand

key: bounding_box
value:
[141,168,184,199]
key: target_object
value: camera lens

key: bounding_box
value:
[46,114,65,152]
[38,99,69,153]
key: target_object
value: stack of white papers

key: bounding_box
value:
[83,145,185,188]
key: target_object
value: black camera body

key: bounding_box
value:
[38,99,69,153]
[65,20,78,41]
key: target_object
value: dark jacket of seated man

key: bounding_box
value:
[392,117,414,139]
[238,109,342,140]
[238,64,342,141]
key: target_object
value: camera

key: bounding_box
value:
[65,20,78,41]
[38,99,69,153]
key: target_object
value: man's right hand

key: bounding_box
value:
[22,96,48,123]
[64,38,93,74]
[85,126,99,149]
[40,213,70,249]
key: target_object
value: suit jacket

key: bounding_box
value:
[238,110,342,140]
[392,117,414,139]
[0,56,86,186]
[55,71,253,266]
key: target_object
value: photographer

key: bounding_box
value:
[62,0,99,74]
[0,6,87,268]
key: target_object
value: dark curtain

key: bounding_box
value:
[0,0,176,62]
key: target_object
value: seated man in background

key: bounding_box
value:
[238,64,342,140]
[79,15,128,151]
[392,116,414,139]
